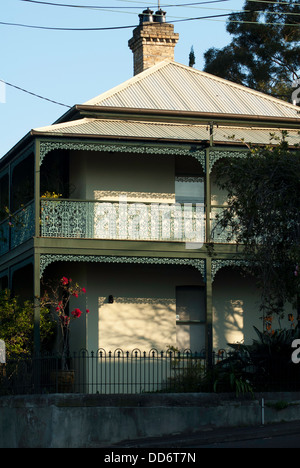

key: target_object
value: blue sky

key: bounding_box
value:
[0,0,243,158]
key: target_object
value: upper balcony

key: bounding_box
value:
[0,144,234,257]
[40,198,205,246]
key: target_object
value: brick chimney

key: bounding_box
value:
[128,9,179,76]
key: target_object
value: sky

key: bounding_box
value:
[0,0,243,158]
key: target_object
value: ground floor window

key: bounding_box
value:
[176,285,206,352]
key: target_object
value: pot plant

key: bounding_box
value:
[41,276,90,392]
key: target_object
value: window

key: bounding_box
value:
[175,176,204,204]
[176,285,206,353]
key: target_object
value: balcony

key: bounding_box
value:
[0,201,35,255]
[41,198,206,245]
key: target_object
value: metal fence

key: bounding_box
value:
[0,349,210,396]
[1,348,300,396]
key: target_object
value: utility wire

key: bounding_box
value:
[20,0,231,8]
[0,13,233,30]
[19,0,300,15]
[248,0,300,5]
[1,11,299,30]
[1,13,299,29]
[1,80,72,108]
[0,21,138,30]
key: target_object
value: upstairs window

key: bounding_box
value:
[175,176,204,204]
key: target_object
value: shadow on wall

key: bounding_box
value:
[212,268,261,351]
[98,296,176,352]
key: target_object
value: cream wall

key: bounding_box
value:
[86,263,204,352]
[212,268,293,351]
[70,151,175,203]
[212,269,261,350]
[210,169,228,206]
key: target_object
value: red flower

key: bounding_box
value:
[71,308,82,318]
[61,277,69,286]
[82,287,86,294]
[73,291,79,298]
[86,309,90,314]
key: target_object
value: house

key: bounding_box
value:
[0,9,299,362]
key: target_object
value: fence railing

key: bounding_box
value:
[1,348,300,396]
[0,349,211,396]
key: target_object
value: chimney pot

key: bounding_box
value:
[139,8,154,24]
[154,9,166,22]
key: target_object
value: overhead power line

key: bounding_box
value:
[1,80,72,108]
[20,0,231,8]
[248,0,300,5]
[19,0,300,14]
[0,13,233,30]
[0,20,138,30]
[1,12,299,31]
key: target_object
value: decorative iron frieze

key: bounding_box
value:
[211,258,248,282]
[40,253,206,281]
[209,150,248,173]
[39,140,206,170]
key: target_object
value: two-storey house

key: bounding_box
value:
[1,9,299,362]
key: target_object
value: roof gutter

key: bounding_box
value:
[75,105,300,126]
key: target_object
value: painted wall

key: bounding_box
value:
[212,268,293,351]
[85,263,204,353]
[70,151,175,203]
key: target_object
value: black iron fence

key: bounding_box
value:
[1,348,300,396]
[0,349,212,396]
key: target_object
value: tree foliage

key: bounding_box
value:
[203,0,300,100]
[213,134,300,319]
[0,289,55,358]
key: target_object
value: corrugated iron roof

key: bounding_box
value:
[33,118,300,145]
[84,60,300,119]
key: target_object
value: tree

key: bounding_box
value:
[213,134,300,324]
[0,290,55,358]
[189,46,196,68]
[203,0,300,101]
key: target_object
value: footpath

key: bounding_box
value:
[112,420,300,448]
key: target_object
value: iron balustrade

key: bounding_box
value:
[0,201,35,255]
[40,198,205,243]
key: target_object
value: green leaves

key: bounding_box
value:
[204,0,300,100]
[214,136,300,316]
[0,289,55,358]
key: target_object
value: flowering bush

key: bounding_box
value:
[41,276,90,369]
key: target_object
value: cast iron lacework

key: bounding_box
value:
[39,141,206,171]
[211,259,249,282]
[40,254,206,281]
[40,199,204,242]
[209,150,248,173]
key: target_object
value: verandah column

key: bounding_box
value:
[34,139,41,355]
[205,147,213,366]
